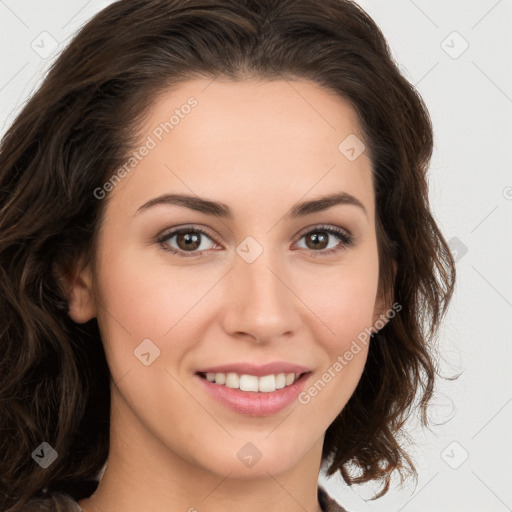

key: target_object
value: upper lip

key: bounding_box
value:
[196,362,311,377]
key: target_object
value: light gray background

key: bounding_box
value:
[1,1,511,511]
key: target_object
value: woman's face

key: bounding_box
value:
[71,78,386,480]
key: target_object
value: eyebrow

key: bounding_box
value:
[135,191,367,219]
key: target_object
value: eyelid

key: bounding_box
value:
[294,223,352,241]
[157,224,217,241]
[156,223,355,257]
[156,225,220,257]
[292,224,354,255]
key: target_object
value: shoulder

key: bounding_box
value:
[318,485,349,512]
[16,492,82,512]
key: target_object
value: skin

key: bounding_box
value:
[66,77,391,512]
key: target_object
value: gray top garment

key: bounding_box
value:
[18,486,348,511]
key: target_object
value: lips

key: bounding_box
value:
[194,361,312,416]
[195,361,311,377]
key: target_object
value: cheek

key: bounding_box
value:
[296,251,379,348]
[92,242,209,377]
[295,249,378,405]
[96,238,213,325]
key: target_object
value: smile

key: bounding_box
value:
[196,371,311,416]
[198,371,303,392]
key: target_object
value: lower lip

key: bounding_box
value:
[195,372,311,417]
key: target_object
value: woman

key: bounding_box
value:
[0,1,456,511]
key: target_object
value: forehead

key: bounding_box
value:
[106,77,375,221]
[143,77,365,156]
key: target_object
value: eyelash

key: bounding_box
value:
[156,224,354,258]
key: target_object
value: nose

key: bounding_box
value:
[220,242,301,344]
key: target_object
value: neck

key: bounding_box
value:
[79,390,325,512]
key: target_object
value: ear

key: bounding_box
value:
[371,259,397,334]
[54,260,97,323]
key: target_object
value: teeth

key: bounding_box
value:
[225,372,239,389]
[275,373,286,389]
[240,374,259,392]
[257,374,275,392]
[202,372,302,392]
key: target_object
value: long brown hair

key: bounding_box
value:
[0,0,456,509]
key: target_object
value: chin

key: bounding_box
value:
[191,438,306,479]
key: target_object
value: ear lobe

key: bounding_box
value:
[54,261,96,323]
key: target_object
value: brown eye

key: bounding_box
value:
[176,231,202,251]
[158,227,217,257]
[304,231,330,250]
[295,226,354,256]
